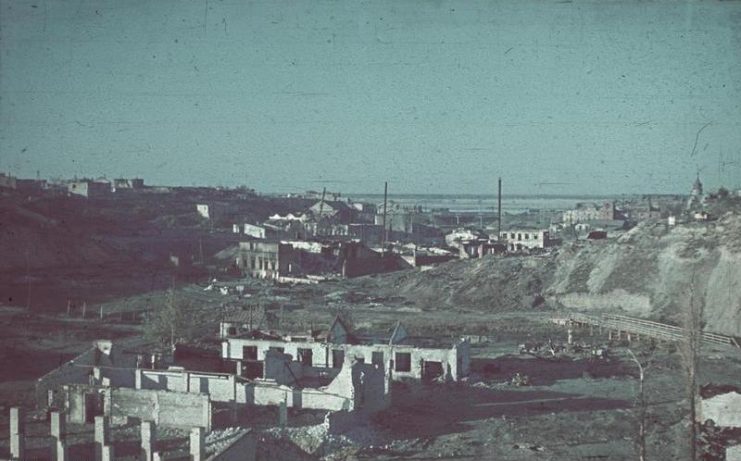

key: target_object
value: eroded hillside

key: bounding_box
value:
[372,213,741,336]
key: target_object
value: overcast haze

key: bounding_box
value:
[1,0,740,195]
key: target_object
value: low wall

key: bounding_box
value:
[301,388,350,411]
[138,369,237,403]
[106,387,211,431]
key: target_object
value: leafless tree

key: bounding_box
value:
[626,344,655,461]
[144,288,197,348]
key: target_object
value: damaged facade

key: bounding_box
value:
[498,228,554,251]
[221,316,471,383]
[235,240,406,280]
[33,331,391,458]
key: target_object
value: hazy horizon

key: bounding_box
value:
[2,0,740,195]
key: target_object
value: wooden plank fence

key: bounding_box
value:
[558,312,740,348]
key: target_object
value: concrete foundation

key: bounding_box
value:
[101,444,115,461]
[190,426,205,461]
[141,420,156,461]
[52,439,68,461]
[51,411,66,440]
[94,415,110,461]
[9,407,24,460]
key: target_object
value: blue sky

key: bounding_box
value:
[1,0,740,194]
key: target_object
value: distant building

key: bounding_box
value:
[562,202,615,224]
[573,220,628,236]
[236,240,406,280]
[112,178,144,192]
[307,200,354,223]
[348,223,384,244]
[15,179,47,194]
[243,223,267,239]
[0,174,46,194]
[499,229,553,251]
[267,212,308,223]
[67,180,110,198]
[349,202,377,223]
[445,228,486,247]
[304,220,350,238]
[693,211,710,221]
[686,174,704,211]
[196,204,211,219]
[375,210,417,234]
[0,173,16,189]
[236,241,294,279]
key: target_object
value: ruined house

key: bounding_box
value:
[236,240,407,280]
[35,335,391,448]
[307,199,354,223]
[221,315,470,383]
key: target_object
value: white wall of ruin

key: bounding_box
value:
[700,392,741,428]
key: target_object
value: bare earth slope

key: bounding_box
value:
[374,212,741,336]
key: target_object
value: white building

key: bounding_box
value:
[499,229,552,251]
[243,223,267,239]
[196,204,210,219]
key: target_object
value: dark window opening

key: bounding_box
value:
[332,349,345,368]
[422,361,444,382]
[268,346,284,354]
[243,361,263,379]
[395,352,411,372]
[227,327,237,336]
[242,346,258,361]
[372,351,384,367]
[297,348,313,366]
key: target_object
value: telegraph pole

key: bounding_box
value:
[381,181,388,254]
[497,177,502,238]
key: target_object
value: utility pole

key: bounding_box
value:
[497,177,503,239]
[382,181,388,254]
[318,187,327,237]
[478,198,483,230]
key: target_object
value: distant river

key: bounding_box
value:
[348,194,616,214]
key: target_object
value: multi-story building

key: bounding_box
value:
[562,202,615,224]
[499,229,553,251]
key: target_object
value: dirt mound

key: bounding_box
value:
[380,256,554,312]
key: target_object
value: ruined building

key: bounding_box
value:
[221,315,471,383]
